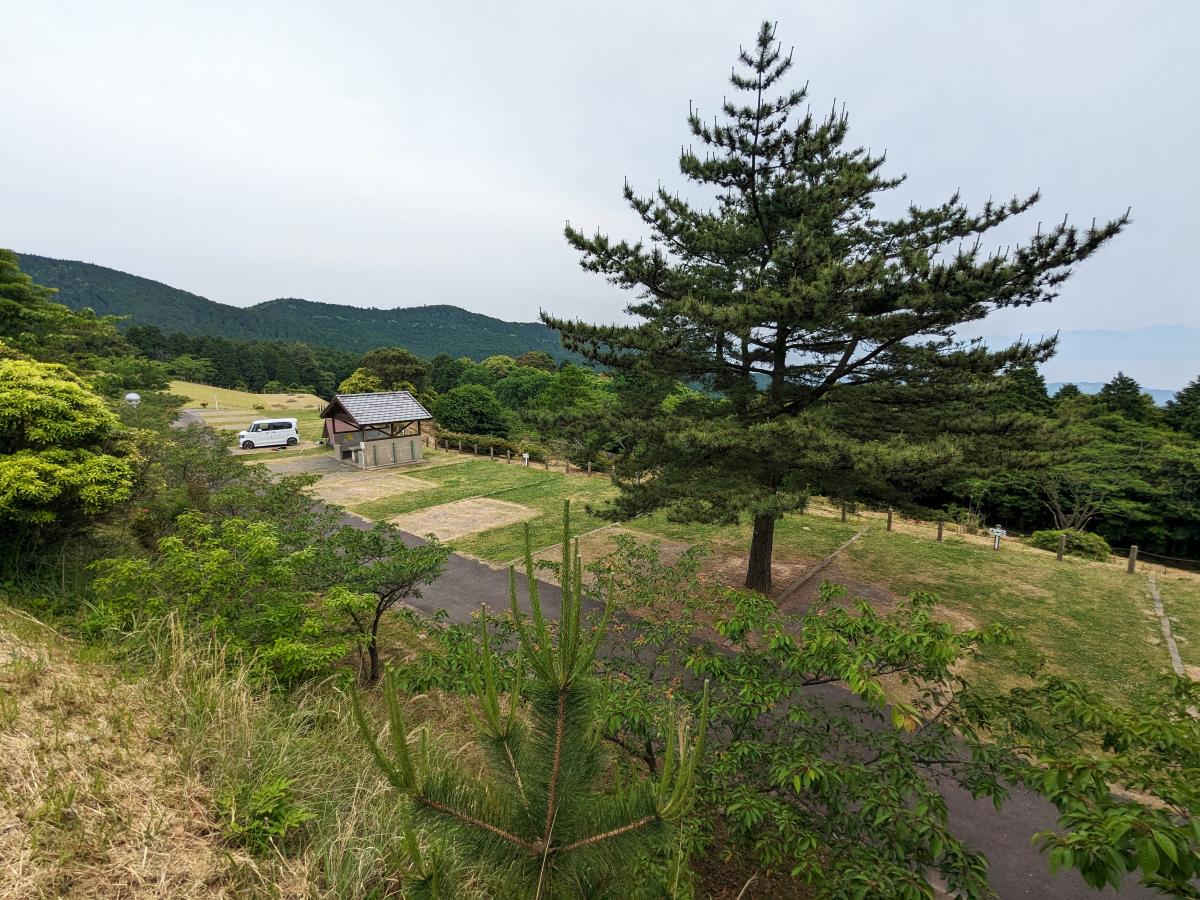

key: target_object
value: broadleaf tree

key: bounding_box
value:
[544,22,1127,591]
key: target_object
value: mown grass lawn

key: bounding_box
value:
[1154,569,1200,675]
[833,526,1168,704]
[352,458,619,563]
[339,453,1190,706]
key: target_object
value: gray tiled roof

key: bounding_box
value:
[323,391,432,426]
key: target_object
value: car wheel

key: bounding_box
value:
[286,437,298,446]
[241,440,255,449]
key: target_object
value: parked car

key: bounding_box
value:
[237,418,299,449]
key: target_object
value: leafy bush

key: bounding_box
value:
[87,514,350,683]
[1029,529,1112,561]
[0,357,137,548]
[216,775,314,851]
[432,384,509,436]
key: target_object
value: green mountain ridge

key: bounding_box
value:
[16,252,573,361]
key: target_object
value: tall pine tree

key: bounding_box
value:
[545,22,1127,591]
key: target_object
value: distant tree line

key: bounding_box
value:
[941,367,1200,559]
[126,325,361,396]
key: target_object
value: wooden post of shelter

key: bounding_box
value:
[936,520,944,542]
[1127,545,1139,574]
[1057,533,1066,561]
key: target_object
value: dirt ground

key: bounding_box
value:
[517,525,692,583]
[260,454,436,505]
[389,498,539,541]
[230,440,320,456]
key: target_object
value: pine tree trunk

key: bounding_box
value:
[746,513,775,593]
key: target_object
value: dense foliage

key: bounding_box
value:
[125,324,360,395]
[968,371,1200,558]
[1029,528,1112,561]
[0,357,137,546]
[432,384,511,437]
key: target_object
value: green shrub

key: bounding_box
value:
[1029,529,1112,561]
[435,428,548,462]
[216,775,314,851]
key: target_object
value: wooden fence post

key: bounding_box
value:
[473,444,478,455]
[1057,532,1066,562]
[489,446,494,460]
[936,520,944,542]
[506,449,511,464]
[587,461,592,477]
[457,440,462,452]
[886,509,893,531]
[841,503,847,523]
[1127,545,1138,574]
[544,457,549,470]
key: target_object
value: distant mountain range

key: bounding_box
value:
[16,253,1197,391]
[17,253,575,362]
[984,325,1198,399]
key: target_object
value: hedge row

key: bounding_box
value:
[432,430,615,473]
[434,430,550,463]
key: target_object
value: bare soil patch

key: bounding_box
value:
[258,454,436,506]
[313,471,434,506]
[521,525,691,584]
[701,552,812,598]
[390,497,538,541]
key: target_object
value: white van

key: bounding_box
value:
[237,418,299,449]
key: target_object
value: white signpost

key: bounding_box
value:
[522,451,530,467]
[990,527,1006,550]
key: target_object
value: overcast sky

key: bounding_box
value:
[3,1,1196,342]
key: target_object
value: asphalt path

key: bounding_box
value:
[189,413,1149,898]
[335,507,1152,900]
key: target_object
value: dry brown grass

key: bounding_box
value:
[0,607,271,899]
[389,497,538,541]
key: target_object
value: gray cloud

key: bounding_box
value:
[2,1,1195,340]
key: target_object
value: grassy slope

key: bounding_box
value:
[1153,570,1200,677]
[353,455,1190,705]
[0,605,251,898]
[0,600,483,900]
[171,381,327,441]
[829,526,1164,703]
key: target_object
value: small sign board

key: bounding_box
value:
[989,528,1007,537]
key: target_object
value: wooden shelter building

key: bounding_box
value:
[320,391,432,469]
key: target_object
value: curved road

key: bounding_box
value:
[337,507,1151,899]
[198,414,1148,899]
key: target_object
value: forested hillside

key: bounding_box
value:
[16,253,573,361]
